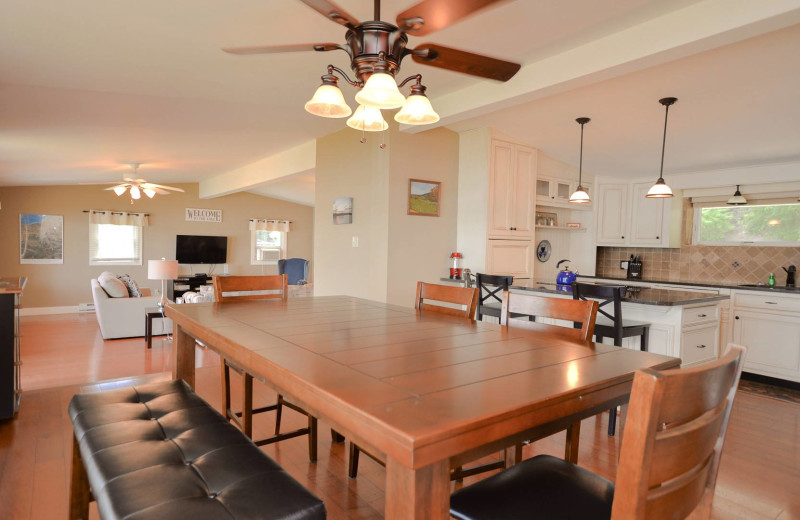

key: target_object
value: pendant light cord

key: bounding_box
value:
[659,103,670,181]
[578,122,585,186]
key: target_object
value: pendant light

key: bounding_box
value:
[727,185,747,205]
[646,97,678,198]
[569,117,591,204]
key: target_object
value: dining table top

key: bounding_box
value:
[165,295,680,471]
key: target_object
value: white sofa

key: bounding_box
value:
[91,279,173,339]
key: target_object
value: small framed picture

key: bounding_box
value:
[333,197,353,225]
[408,179,441,217]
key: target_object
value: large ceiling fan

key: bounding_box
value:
[223,0,521,132]
[81,163,185,204]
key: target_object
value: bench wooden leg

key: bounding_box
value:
[242,373,253,438]
[220,362,231,420]
[69,434,91,520]
[348,442,360,479]
[308,416,318,463]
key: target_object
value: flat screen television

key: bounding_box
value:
[176,235,227,264]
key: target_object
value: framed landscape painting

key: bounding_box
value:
[333,197,353,225]
[408,179,441,217]
[19,213,63,264]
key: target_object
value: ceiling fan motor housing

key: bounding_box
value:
[346,22,409,82]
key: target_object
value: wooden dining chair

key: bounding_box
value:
[213,274,318,462]
[450,343,746,520]
[348,281,483,480]
[500,290,598,341]
[475,273,513,321]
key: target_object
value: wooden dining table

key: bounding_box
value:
[165,295,680,520]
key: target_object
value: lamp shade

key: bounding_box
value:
[129,185,141,200]
[346,105,388,132]
[113,185,127,196]
[727,185,747,205]
[148,258,178,280]
[143,188,156,198]
[304,84,352,118]
[568,187,591,204]
[355,72,405,109]
[394,94,439,125]
[646,178,674,198]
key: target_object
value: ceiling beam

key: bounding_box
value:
[199,139,316,198]
[403,0,800,133]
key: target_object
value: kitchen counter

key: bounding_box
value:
[512,281,729,306]
[0,278,27,294]
[577,274,800,294]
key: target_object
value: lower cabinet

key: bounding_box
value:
[486,240,532,279]
[733,309,800,382]
[680,324,718,367]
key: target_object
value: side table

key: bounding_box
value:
[144,306,170,349]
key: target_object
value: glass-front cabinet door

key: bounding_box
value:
[536,178,551,199]
[555,181,572,202]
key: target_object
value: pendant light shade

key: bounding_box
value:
[394,83,439,125]
[727,185,747,205]
[569,117,592,204]
[355,71,406,109]
[346,105,388,132]
[646,97,678,199]
[143,188,157,199]
[304,74,352,118]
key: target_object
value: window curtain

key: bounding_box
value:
[89,210,150,226]
[249,219,291,232]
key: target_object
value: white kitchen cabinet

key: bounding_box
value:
[536,176,592,209]
[486,240,532,279]
[596,183,628,245]
[680,323,718,367]
[487,140,536,239]
[595,180,681,247]
[732,291,800,382]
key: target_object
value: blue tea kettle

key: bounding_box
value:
[556,259,578,285]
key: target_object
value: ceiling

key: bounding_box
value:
[1,0,799,205]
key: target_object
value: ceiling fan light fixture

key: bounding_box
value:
[646,97,678,199]
[305,74,352,118]
[355,71,405,109]
[727,185,747,205]
[346,105,388,132]
[394,83,439,125]
[569,117,591,204]
[112,185,128,196]
[143,188,157,199]
[129,185,141,200]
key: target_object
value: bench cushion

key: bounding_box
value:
[69,379,326,520]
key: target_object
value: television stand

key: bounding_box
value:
[168,276,213,301]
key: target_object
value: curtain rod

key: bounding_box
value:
[83,210,150,216]
[249,218,292,223]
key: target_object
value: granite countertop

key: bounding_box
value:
[511,281,729,306]
[0,277,27,295]
[577,274,800,294]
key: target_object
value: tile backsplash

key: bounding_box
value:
[597,245,800,285]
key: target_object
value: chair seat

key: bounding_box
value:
[479,302,502,317]
[450,454,614,520]
[595,315,650,331]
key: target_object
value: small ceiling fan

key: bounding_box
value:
[223,0,520,83]
[81,163,185,204]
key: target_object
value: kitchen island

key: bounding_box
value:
[0,277,25,419]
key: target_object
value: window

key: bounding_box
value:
[89,223,143,265]
[693,202,800,246]
[250,229,286,264]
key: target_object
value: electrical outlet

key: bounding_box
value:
[620,260,629,270]
[352,236,359,247]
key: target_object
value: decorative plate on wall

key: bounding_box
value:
[537,240,551,262]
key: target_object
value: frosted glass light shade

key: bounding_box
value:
[727,186,747,205]
[143,188,156,198]
[645,178,674,198]
[129,185,141,199]
[304,84,352,118]
[346,105,388,132]
[148,258,179,280]
[394,94,439,125]
[355,72,405,109]
[568,187,591,204]
[113,185,127,196]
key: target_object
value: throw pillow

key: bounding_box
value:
[118,274,142,298]
[97,271,129,298]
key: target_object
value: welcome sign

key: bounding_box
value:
[185,208,222,223]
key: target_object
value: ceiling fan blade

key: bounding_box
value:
[298,0,360,29]
[222,42,341,55]
[411,43,520,82]
[150,188,171,195]
[102,184,129,191]
[397,0,506,36]
[79,181,128,185]
[141,183,185,192]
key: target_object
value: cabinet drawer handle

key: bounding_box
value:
[765,301,778,305]
[697,313,707,318]
[697,344,707,349]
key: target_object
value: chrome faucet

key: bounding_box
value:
[462,269,475,288]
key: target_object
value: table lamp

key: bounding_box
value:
[148,258,179,308]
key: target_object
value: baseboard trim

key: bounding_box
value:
[20,306,81,316]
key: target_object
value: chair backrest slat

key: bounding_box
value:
[475,273,513,320]
[213,275,288,302]
[500,291,597,341]
[573,283,625,341]
[611,344,746,520]
[415,282,479,320]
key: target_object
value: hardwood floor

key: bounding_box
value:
[2,313,799,519]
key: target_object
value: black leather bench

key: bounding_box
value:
[68,379,326,520]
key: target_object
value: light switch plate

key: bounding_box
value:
[352,236,359,247]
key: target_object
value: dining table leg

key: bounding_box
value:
[172,324,196,389]
[386,458,450,519]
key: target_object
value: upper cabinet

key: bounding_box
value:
[487,139,537,239]
[536,176,592,209]
[596,180,682,248]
